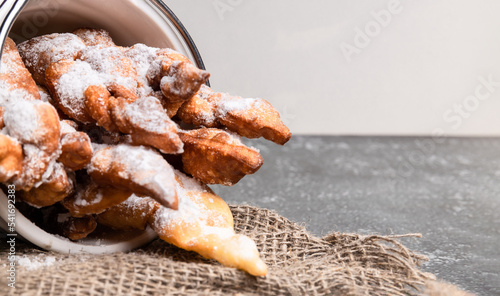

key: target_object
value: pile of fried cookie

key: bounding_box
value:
[0,29,291,276]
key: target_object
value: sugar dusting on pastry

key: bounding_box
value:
[59,120,77,135]
[2,99,40,141]
[0,81,35,102]
[120,96,179,135]
[17,33,86,84]
[125,43,159,97]
[56,60,104,119]
[73,186,104,207]
[78,45,137,92]
[217,96,261,116]
[88,144,178,208]
[17,33,85,69]
[118,194,152,219]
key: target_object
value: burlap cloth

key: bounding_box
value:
[1,205,473,296]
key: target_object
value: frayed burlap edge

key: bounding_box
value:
[0,205,473,295]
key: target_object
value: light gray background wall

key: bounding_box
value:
[166,0,500,136]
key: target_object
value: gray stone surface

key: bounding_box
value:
[213,136,500,296]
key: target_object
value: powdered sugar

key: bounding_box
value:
[125,43,159,97]
[0,89,62,190]
[115,194,153,219]
[17,33,85,78]
[160,61,207,100]
[74,30,100,46]
[196,109,217,125]
[216,96,262,117]
[0,47,23,75]
[59,120,77,135]
[153,170,230,238]
[56,60,104,120]
[200,226,235,240]
[176,170,207,193]
[126,44,158,77]
[153,171,202,230]
[182,85,264,128]
[120,194,145,208]
[54,46,139,122]
[38,88,52,103]
[13,144,57,190]
[2,99,42,142]
[121,96,178,134]
[0,80,35,104]
[160,75,176,92]
[89,144,177,207]
[153,189,200,230]
[16,255,57,270]
[78,46,137,92]
[74,188,103,206]
[36,159,65,188]
[74,29,114,47]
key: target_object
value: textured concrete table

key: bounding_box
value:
[214,136,500,296]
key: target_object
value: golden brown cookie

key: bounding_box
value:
[178,85,291,145]
[17,33,85,86]
[179,128,263,185]
[87,144,179,210]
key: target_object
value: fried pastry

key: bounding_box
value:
[1,29,291,277]
[17,33,86,86]
[98,171,268,276]
[0,106,4,128]
[157,48,210,103]
[77,44,138,94]
[0,134,23,183]
[3,99,60,154]
[0,79,61,190]
[62,181,133,217]
[59,213,98,241]
[178,85,291,145]
[151,171,267,276]
[1,38,40,99]
[124,43,209,102]
[149,90,183,118]
[87,144,179,210]
[1,98,61,190]
[37,84,68,118]
[73,28,116,48]
[19,162,74,208]
[45,59,100,123]
[97,194,159,231]
[109,95,183,154]
[83,84,121,131]
[179,128,263,185]
[43,44,137,123]
[58,120,93,171]
[84,84,183,153]
[46,58,183,153]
